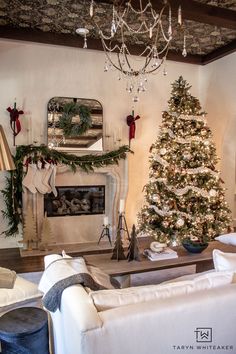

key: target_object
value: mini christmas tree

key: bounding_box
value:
[138,76,232,245]
[127,224,140,262]
[39,213,53,251]
[111,229,126,261]
[23,205,38,250]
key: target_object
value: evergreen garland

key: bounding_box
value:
[58,102,92,136]
[1,144,132,236]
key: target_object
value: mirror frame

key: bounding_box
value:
[47,97,103,152]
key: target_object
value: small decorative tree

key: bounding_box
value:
[138,76,232,246]
[23,205,38,250]
[111,229,126,261]
[127,224,140,262]
[39,213,53,251]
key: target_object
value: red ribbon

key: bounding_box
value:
[126,114,140,141]
[7,106,24,136]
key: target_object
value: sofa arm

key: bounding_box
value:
[49,284,102,354]
[61,285,102,332]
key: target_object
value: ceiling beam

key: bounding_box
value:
[0,25,202,65]
[169,0,236,30]
[98,0,236,30]
[201,39,236,65]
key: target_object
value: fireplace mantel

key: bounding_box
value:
[22,158,128,246]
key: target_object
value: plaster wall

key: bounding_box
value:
[200,52,236,222]
[0,39,201,247]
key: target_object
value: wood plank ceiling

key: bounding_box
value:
[0,0,235,65]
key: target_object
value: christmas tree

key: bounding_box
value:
[138,76,232,245]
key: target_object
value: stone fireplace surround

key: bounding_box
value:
[22,159,128,246]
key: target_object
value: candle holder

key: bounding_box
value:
[117,211,130,242]
[98,224,112,246]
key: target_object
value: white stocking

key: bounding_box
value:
[34,167,49,194]
[42,163,53,193]
[49,165,58,197]
[22,164,37,194]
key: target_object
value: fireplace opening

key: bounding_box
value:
[44,185,105,217]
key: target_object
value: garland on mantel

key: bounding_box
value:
[1,144,132,237]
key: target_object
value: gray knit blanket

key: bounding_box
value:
[43,272,107,312]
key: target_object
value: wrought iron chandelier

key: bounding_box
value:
[89,0,186,102]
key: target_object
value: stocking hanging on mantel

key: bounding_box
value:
[22,162,57,196]
[6,101,24,146]
[126,110,140,147]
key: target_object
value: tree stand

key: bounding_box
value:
[117,212,130,241]
[98,225,112,246]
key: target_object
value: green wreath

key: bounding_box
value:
[58,102,92,137]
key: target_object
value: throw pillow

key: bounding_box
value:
[61,251,120,289]
[0,267,16,289]
[0,276,42,316]
[213,249,236,271]
[90,271,234,311]
[39,256,88,294]
[87,265,120,290]
[215,233,236,246]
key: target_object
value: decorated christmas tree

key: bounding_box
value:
[138,76,232,245]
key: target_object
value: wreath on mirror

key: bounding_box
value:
[58,102,92,136]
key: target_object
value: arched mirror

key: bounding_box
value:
[47,97,103,151]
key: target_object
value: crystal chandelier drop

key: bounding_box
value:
[90,0,185,102]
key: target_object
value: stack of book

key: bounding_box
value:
[143,247,178,261]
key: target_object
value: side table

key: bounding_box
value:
[0,307,50,354]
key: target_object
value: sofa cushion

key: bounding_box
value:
[215,233,236,246]
[213,249,236,271]
[0,276,42,316]
[89,271,234,311]
[162,269,215,284]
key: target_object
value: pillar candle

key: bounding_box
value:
[103,216,109,226]
[119,199,125,213]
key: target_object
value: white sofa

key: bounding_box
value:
[40,255,236,354]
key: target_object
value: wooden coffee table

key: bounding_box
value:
[84,240,236,287]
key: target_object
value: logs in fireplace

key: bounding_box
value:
[44,185,105,217]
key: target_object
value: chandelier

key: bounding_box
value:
[88,0,186,102]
